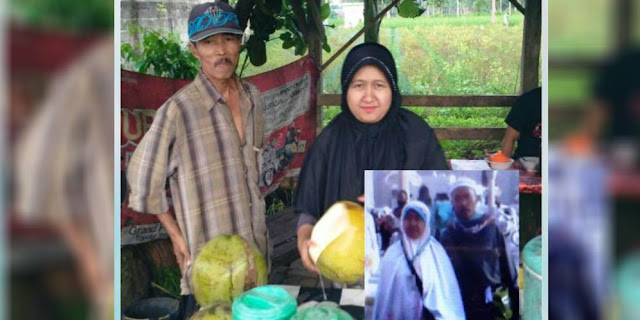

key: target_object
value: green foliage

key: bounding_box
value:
[121,26,199,80]
[152,267,181,299]
[244,0,333,67]
[398,0,421,18]
[265,188,295,216]
[10,0,113,31]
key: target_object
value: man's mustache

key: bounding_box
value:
[215,58,232,67]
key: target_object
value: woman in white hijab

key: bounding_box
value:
[374,201,465,320]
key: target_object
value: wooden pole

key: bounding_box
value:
[491,0,496,24]
[520,0,540,93]
[617,0,632,49]
[320,0,399,71]
[507,0,525,14]
[364,0,380,42]
[306,0,325,134]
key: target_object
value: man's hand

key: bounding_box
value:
[157,210,191,275]
[55,221,110,302]
[170,233,192,275]
[297,224,318,273]
[501,126,520,158]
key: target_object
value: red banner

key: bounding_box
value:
[121,56,319,243]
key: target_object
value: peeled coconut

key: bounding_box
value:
[189,303,232,320]
[191,235,267,307]
[309,201,365,284]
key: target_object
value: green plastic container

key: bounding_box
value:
[291,305,354,320]
[522,235,541,320]
[232,286,297,320]
[618,254,640,320]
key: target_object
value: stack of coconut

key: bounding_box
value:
[189,201,365,320]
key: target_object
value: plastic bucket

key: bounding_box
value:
[522,235,541,320]
[123,297,179,320]
[618,254,640,319]
[291,304,354,320]
[232,285,297,320]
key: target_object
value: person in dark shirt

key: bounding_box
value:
[418,185,433,208]
[393,190,409,220]
[440,179,520,320]
[502,87,541,158]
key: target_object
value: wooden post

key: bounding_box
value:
[617,0,632,49]
[306,0,325,134]
[520,0,541,93]
[364,0,380,43]
[491,0,496,24]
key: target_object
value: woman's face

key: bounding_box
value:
[346,65,393,124]
[403,210,426,240]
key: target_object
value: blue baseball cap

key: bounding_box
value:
[188,2,243,42]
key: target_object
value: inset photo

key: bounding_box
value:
[364,170,521,320]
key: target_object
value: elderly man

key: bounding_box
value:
[440,179,520,320]
[127,2,268,317]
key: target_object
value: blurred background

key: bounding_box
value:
[5,0,114,319]
[548,0,640,319]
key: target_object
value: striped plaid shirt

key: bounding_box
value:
[127,71,268,294]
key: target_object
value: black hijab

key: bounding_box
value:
[294,42,447,218]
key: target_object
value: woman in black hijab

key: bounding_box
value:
[295,42,447,273]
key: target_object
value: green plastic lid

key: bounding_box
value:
[523,235,542,277]
[232,285,297,320]
[291,305,354,320]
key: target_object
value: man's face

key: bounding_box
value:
[397,191,407,203]
[451,187,476,221]
[189,33,241,82]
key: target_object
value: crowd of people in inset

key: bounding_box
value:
[369,178,520,320]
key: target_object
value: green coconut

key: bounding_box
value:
[191,235,267,307]
[189,303,232,320]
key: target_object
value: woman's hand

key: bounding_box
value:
[297,224,319,273]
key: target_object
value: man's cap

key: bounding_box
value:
[449,178,481,199]
[188,2,243,42]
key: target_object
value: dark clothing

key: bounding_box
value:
[505,87,541,158]
[548,229,599,320]
[593,49,640,141]
[441,216,520,320]
[179,295,198,319]
[294,43,447,218]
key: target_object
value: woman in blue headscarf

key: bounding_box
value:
[374,201,465,320]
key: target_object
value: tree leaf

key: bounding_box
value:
[322,41,331,53]
[398,0,420,18]
[248,39,267,66]
[265,0,283,13]
[321,3,331,20]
